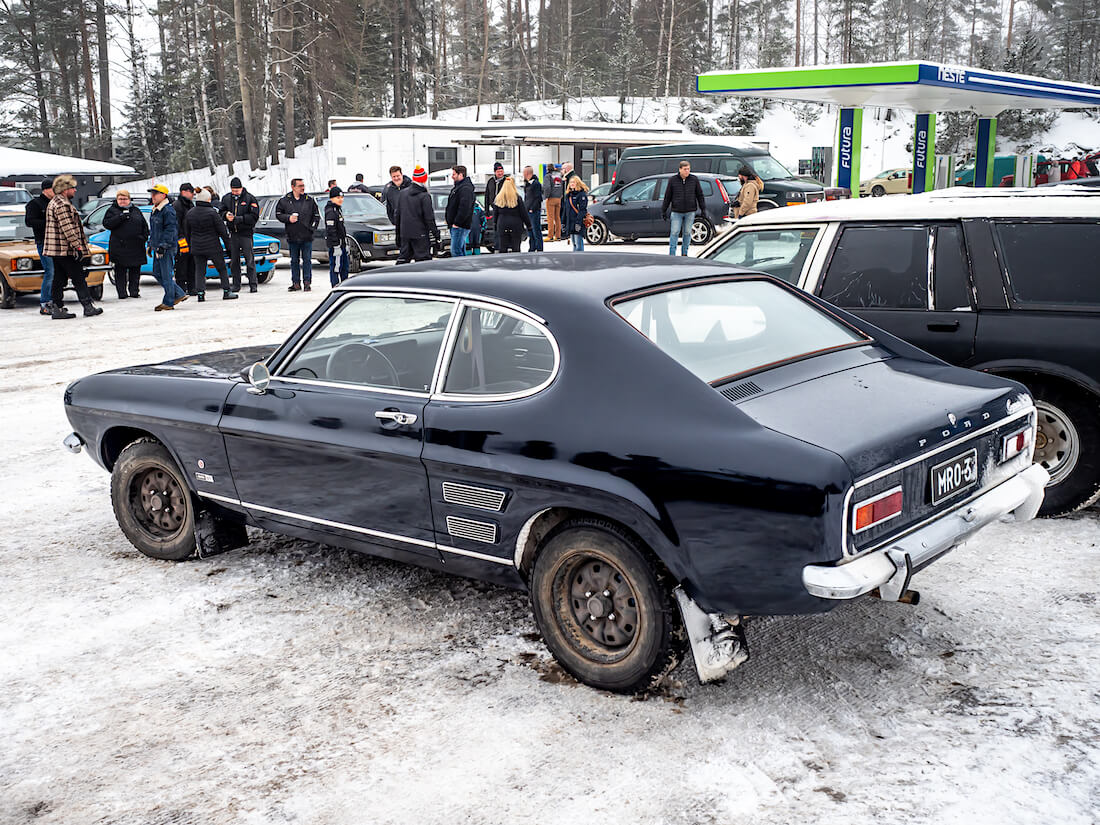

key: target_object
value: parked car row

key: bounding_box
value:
[586,172,735,246]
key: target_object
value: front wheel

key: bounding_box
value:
[530,519,684,693]
[110,440,197,560]
[256,267,273,285]
[690,218,714,246]
[872,185,886,197]
[586,218,608,245]
[1029,381,1100,516]
[348,239,363,273]
[0,277,15,309]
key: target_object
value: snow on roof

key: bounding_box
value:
[737,190,1100,224]
[0,146,136,176]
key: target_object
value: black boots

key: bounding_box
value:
[81,299,103,317]
[223,290,238,300]
[51,304,76,320]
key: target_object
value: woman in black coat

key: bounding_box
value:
[183,190,236,300]
[102,190,149,298]
[561,177,589,252]
[491,177,532,253]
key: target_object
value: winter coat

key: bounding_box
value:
[523,176,543,212]
[394,183,439,245]
[733,177,763,219]
[275,192,320,242]
[561,191,588,237]
[382,176,411,224]
[485,174,508,212]
[662,173,706,218]
[545,172,565,200]
[184,200,230,257]
[173,195,194,239]
[218,189,259,236]
[102,203,149,267]
[492,202,533,234]
[148,200,179,253]
[24,193,50,247]
[324,201,347,248]
[446,176,475,229]
[347,182,369,193]
[43,195,87,258]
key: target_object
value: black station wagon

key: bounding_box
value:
[63,255,1047,693]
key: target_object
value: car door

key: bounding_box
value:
[605,178,658,237]
[815,223,977,365]
[219,293,458,557]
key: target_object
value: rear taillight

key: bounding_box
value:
[853,487,903,533]
[717,180,730,204]
[1001,427,1030,462]
[611,171,616,185]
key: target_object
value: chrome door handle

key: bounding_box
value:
[375,410,418,426]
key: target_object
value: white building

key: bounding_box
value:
[327,117,713,187]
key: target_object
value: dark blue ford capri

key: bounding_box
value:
[63,254,1047,693]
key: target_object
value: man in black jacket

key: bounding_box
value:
[522,166,544,252]
[219,176,260,293]
[173,183,197,293]
[347,173,369,193]
[446,165,475,257]
[382,166,411,224]
[324,186,349,286]
[185,189,237,300]
[661,160,707,256]
[24,180,54,314]
[394,166,440,263]
[275,178,320,291]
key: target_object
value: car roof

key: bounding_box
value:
[736,190,1100,224]
[338,252,740,313]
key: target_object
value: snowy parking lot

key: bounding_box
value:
[1,249,1097,825]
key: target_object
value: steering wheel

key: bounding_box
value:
[325,343,400,386]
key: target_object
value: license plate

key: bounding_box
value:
[930,448,978,505]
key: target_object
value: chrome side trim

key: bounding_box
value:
[446,515,498,544]
[271,375,431,398]
[199,492,241,507]
[439,544,513,565]
[333,285,547,324]
[442,482,507,512]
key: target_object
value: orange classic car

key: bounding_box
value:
[0,209,110,308]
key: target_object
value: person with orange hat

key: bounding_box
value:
[147,183,187,311]
[393,165,439,263]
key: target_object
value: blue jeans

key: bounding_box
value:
[36,242,54,305]
[527,209,543,251]
[153,251,185,306]
[450,227,470,257]
[669,211,694,256]
[328,245,349,286]
[571,232,584,252]
[288,240,313,285]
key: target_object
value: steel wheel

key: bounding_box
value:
[131,466,188,538]
[111,440,196,560]
[560,555,641,656]
[1034,399,1080,486]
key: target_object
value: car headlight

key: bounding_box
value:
[374,231,395,244]
[268,242,279,254]
[15,257,33,271]
[90,253,106,265]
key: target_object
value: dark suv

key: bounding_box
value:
[612,142,828,209]
[697,189,1100,517]
[586,172,736,246]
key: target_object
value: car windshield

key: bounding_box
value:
[742,155,794,181]
[0,189,31,206]
[0,213,31,239]
[323,194,387,221]
[614,278,869,384]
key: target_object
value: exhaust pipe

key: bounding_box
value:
[870,588,920,605]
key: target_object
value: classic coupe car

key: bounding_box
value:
[0,209,109,308]
[63,255,1047,693]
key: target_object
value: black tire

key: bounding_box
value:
[586,218,608,245]
[0,277,15,309]
[1027,380,1100,517]
[110,439,197,560]
[89,284,104,301]
[690,218,714,246]
[348,239,363,273]
[530,519,685,694]
[107,269,116,285]
[871,185,886,197]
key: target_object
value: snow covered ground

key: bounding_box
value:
[1,252,1098,824]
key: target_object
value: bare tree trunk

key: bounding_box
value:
[210,2,238,167]
[813,0,818,64]
[734,0,740,68]
[795,0,801,65]
[123,0,153,174]
[663,0,674,98]
[190,0,217,172]
[78,1,101,149]
[234,0,260,169]
[24,0,52,148]
[95,0,111,157]
[476,0,490,119]
[280,0,295,158]
[1006,0,1016,52]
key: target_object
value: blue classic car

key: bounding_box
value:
[86,203,280,285]
[62,255,1047,693]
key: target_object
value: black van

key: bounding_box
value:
[613,143,827,210]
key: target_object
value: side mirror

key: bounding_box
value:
[244,362,270,394]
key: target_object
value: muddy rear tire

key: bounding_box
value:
[530,519,684,693]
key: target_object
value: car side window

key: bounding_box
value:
[279,296,455,392]
[443,306,556,396]
[621,159,664,181]
[819,225,929,309]
[699,180,713,196]
[995,221,1100,307]
[710,228,820,285]
[933,225,972,311]
[87,204,110,231]
[620,180,656,203]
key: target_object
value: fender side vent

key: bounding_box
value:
[720,380,763,402]
[442,481,507,512]
[446,516,498,544]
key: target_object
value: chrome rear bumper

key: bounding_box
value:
[803,464,1049,601]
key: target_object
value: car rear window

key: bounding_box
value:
[994,221,1100,307]
[613,278,869,384]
